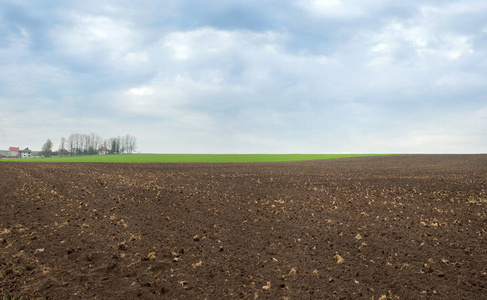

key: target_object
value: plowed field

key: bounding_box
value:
[1,155,486,299]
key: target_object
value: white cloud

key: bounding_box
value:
[49,13,140,62]
[127,86,154,96]
[364,20,474,68]
[299,0,364,18]
[420,1,487,18]
[163,27,283,62]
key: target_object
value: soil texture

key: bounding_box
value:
[1,155,486,299]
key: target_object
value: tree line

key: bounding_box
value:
[41,133,137,157]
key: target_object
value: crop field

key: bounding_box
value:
[16,153,386,163]
[1,155,486,299]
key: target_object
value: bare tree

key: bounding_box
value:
[68,134,75,155]
[128,135,137,154]
[118,136,125,154]
[79,134,86,155]
[93,134,102,154]
[74,133,80,155]
[124,134,130,154]
[59,137,67,156]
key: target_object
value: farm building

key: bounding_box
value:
[19,148,32,158]
[8,147,19,157]
[99,147,108,155]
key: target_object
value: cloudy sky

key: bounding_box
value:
[1,0,486,153]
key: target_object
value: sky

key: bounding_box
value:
[0,0,486,154]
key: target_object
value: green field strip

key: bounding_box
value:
[2,153,390,163]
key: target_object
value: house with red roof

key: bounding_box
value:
[8,147,19,157]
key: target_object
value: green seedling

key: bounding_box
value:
[1,294,22,300]
[468,197,487,204]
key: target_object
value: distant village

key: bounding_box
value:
[2,133,137,159]
[1,147,34,159]
[1,146,111,159]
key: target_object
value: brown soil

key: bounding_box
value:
[1,155,486,299]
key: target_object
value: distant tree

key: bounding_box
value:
[68,134,76,155]
[127,134,136,154]
[91,133,102,155]
[59,137,67,156]
[119,135,126,154]
[111,138,120,154]
[41,139,53,157]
